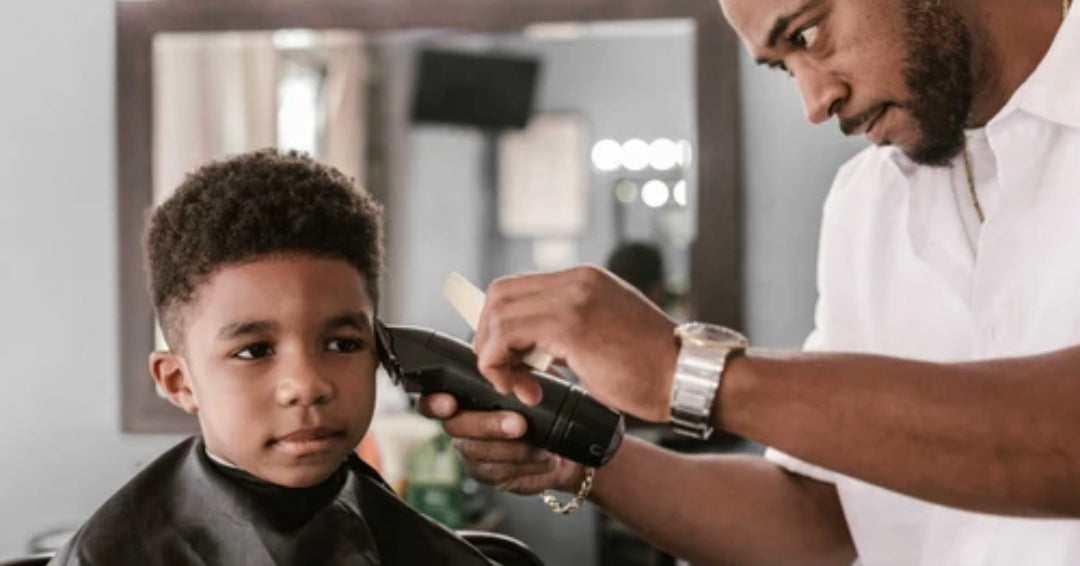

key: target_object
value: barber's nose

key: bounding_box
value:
[794,65,847,125]
[276,356,335,407]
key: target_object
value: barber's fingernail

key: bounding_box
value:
[452,439,464,451]
[501,416,525,437]
[515,382,541,407]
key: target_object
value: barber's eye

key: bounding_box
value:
[771,61,793,77]
[791,24,820,49]
[235,343,273,360]
[327,339,364,353]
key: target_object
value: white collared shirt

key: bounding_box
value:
[765,6,1080,565]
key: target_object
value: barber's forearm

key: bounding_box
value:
[589,436,855,566]
[719,347,1080,517]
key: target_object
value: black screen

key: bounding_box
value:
[411,49,541,130]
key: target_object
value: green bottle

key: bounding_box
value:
[404,433,465,528]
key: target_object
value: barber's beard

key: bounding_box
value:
[900,0,975,166]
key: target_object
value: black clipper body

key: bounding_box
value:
[376,323,625,468]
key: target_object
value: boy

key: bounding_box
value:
[50,150,493,565]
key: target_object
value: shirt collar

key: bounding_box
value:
[998,3,1080,130]
[883,146,916,177]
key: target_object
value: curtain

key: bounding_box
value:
[152,30,368,204]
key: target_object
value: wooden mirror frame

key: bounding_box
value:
[117,0,742,433]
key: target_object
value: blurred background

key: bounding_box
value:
[0,0,865,564]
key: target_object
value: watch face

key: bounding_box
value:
[678,322,747,348]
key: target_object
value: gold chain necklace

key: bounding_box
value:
[964,0,1072,224]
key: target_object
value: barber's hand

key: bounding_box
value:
[419,393,587,495]
[476,266,677,422]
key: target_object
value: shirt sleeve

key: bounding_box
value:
[764,447,839,484]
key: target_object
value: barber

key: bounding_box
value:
[422,0,1080,564]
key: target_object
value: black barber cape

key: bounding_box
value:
[50,437,493,565]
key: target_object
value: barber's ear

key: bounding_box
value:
[149,351,198,414]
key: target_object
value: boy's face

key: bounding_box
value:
[151,256,378,488]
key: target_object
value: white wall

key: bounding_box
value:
[738,50,868,348]
[0,0,181,557]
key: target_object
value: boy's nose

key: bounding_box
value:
[276,359,335,407]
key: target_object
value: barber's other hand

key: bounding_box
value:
[418,394,587,495]
[476,266,677,422]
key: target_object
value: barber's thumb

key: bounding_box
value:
[418,393,459,419]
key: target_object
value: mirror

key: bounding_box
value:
[117,0,739,442]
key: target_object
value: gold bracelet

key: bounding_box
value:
[540,467,595,514]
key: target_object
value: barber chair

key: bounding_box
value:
[0,531,545,566]
[460,530,545,566]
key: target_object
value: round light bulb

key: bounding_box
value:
[641,180,670,208]
[621,139,650,171]
[678,140,694,168]
[614,179,639,204]
[591,139,623,172]
[649,138,680,171]
[673,180,688,206]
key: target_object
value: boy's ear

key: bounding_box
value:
[149,351,198,414]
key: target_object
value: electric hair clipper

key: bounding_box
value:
[375,322,625,468]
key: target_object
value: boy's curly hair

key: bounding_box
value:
[145,149,384,346]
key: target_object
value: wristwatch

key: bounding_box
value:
[669,322,748,439]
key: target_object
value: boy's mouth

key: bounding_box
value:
[270,427,346,456]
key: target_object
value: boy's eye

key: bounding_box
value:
[791,24,820,50]
[235,343,274,360]
[327,339,365,353]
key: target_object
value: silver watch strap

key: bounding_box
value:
[669,344,728,439]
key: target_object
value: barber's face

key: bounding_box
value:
[722,0,973,166]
